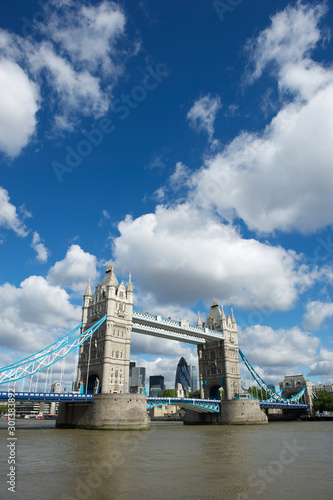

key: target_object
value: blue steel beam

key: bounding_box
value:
[0,391,93,402]
[145,397,221,413]
[0,392,308,411]
[0,323,82,373]
[0,315,107,384]
[239,349,307,403]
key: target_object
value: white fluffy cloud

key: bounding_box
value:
[31,231,49,263]
[47,244,99,293]
[302,301,333,331]
[0,187,50,264]
[32,44,110,126]
[44,0,126,75]
[169,162,191,191]
[187,94,221,142]
[0,186,29,237]
[245,2,326,83]
[0,276,80,353]
[191,86,333,233]
[0,244,99,364]
[189,3,333,234]
[238,324,321,386]
[113,203,311,312]
[0,0,128,154]
[0,58,39,156]
[308,348,333,380]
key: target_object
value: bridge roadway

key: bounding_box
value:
[131,310,225,343]
[0,392,309,413]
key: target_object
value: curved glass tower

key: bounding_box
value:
[175,357,191,393]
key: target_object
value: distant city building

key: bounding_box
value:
[149,375,165,396]
[189,364,198,392]
[312,384,333,394]
[148,404,184,419]
[175,357,191,394]
[176,382,184,398]
[267,384,275,393]
[51,382,61,393]
[129,362,146,393]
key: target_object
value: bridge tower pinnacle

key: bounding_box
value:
[76,263,133,395]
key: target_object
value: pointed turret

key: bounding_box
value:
[231,308,236,324]
[205,298,222,330]
[220,304,227,331]
[221,305,226,319]
[126,272,133,294]
[196,311,202,327]
[101,260,119,288]
[84,278,92,297]
[82,278,92,325]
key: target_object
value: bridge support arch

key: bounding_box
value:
[87,374,100,395]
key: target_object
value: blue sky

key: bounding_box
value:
[1,0,333,389]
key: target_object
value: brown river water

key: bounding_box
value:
[0,419,332,500]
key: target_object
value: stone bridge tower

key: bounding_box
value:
[191,300,267,424]
[197,300,241,400]
[58,262,149,429]
[76,262,133,394]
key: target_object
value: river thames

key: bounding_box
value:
[0,419,332,500]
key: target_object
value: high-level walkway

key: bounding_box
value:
[131,310,224,343]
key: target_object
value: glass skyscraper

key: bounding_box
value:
[189,364,198,392]
[149,375,165,396]
[129,362,146,393]
[175,357,191,393]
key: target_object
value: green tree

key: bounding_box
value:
[246,386,269,400]
[313,391,333,412]
[0,405,8,415]
[188,390,201,398]
[158,389,177,397]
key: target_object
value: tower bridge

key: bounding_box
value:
[0,263,312,429]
